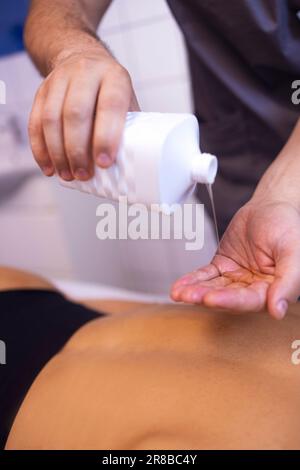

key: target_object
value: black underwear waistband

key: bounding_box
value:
[0,289,103,449]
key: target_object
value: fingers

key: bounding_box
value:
[173,277,231,304]
[42,74,73,180]
[170,262,269,314]
[171,264,220,294]
[29,56,136,180]
[170,265,226,303]
[203,281,269,313]
[63,67,101,179]
[28,84,54,176]
[267,250,300,320]
[171,274,268,312]
[170,264,219,302]
[93,66,133,168]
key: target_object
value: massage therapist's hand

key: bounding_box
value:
[29,48,139,181]
[171,198,300,319]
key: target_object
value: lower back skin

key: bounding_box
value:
[6,303,300,450]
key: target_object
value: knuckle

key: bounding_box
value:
[116,66,132,88]
[64,104,89,122]
[76,56,96,73]
[105,62,130,83]
[77,57,89,70]
[112,63,129,79]
[51,65,68,78]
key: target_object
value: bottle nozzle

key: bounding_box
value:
[191,153,218,184]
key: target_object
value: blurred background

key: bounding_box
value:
[0,0,216,295]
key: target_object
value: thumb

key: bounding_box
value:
[267,250,300,320]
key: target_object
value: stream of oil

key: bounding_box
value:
[206,183,220,251]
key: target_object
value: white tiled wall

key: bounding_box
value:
[99,0,192,113]
[0,0,216,294]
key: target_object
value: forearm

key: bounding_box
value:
[24,0,113,76]
[253,119,300,211]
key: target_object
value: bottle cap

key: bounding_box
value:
[191,153,218,184]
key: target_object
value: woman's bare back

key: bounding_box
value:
[6,301,300,450]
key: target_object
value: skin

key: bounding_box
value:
[2,267,300,450]
[171,200,300,319]
[25,1,300,318]
[172,120,300,320]
[24,0,139,181]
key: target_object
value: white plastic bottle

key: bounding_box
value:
[60,112,217,213]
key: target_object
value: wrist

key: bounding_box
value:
[49,33,112,73]
[251,177,300,214]
[251,131,300,213]
[252,151,300,213]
